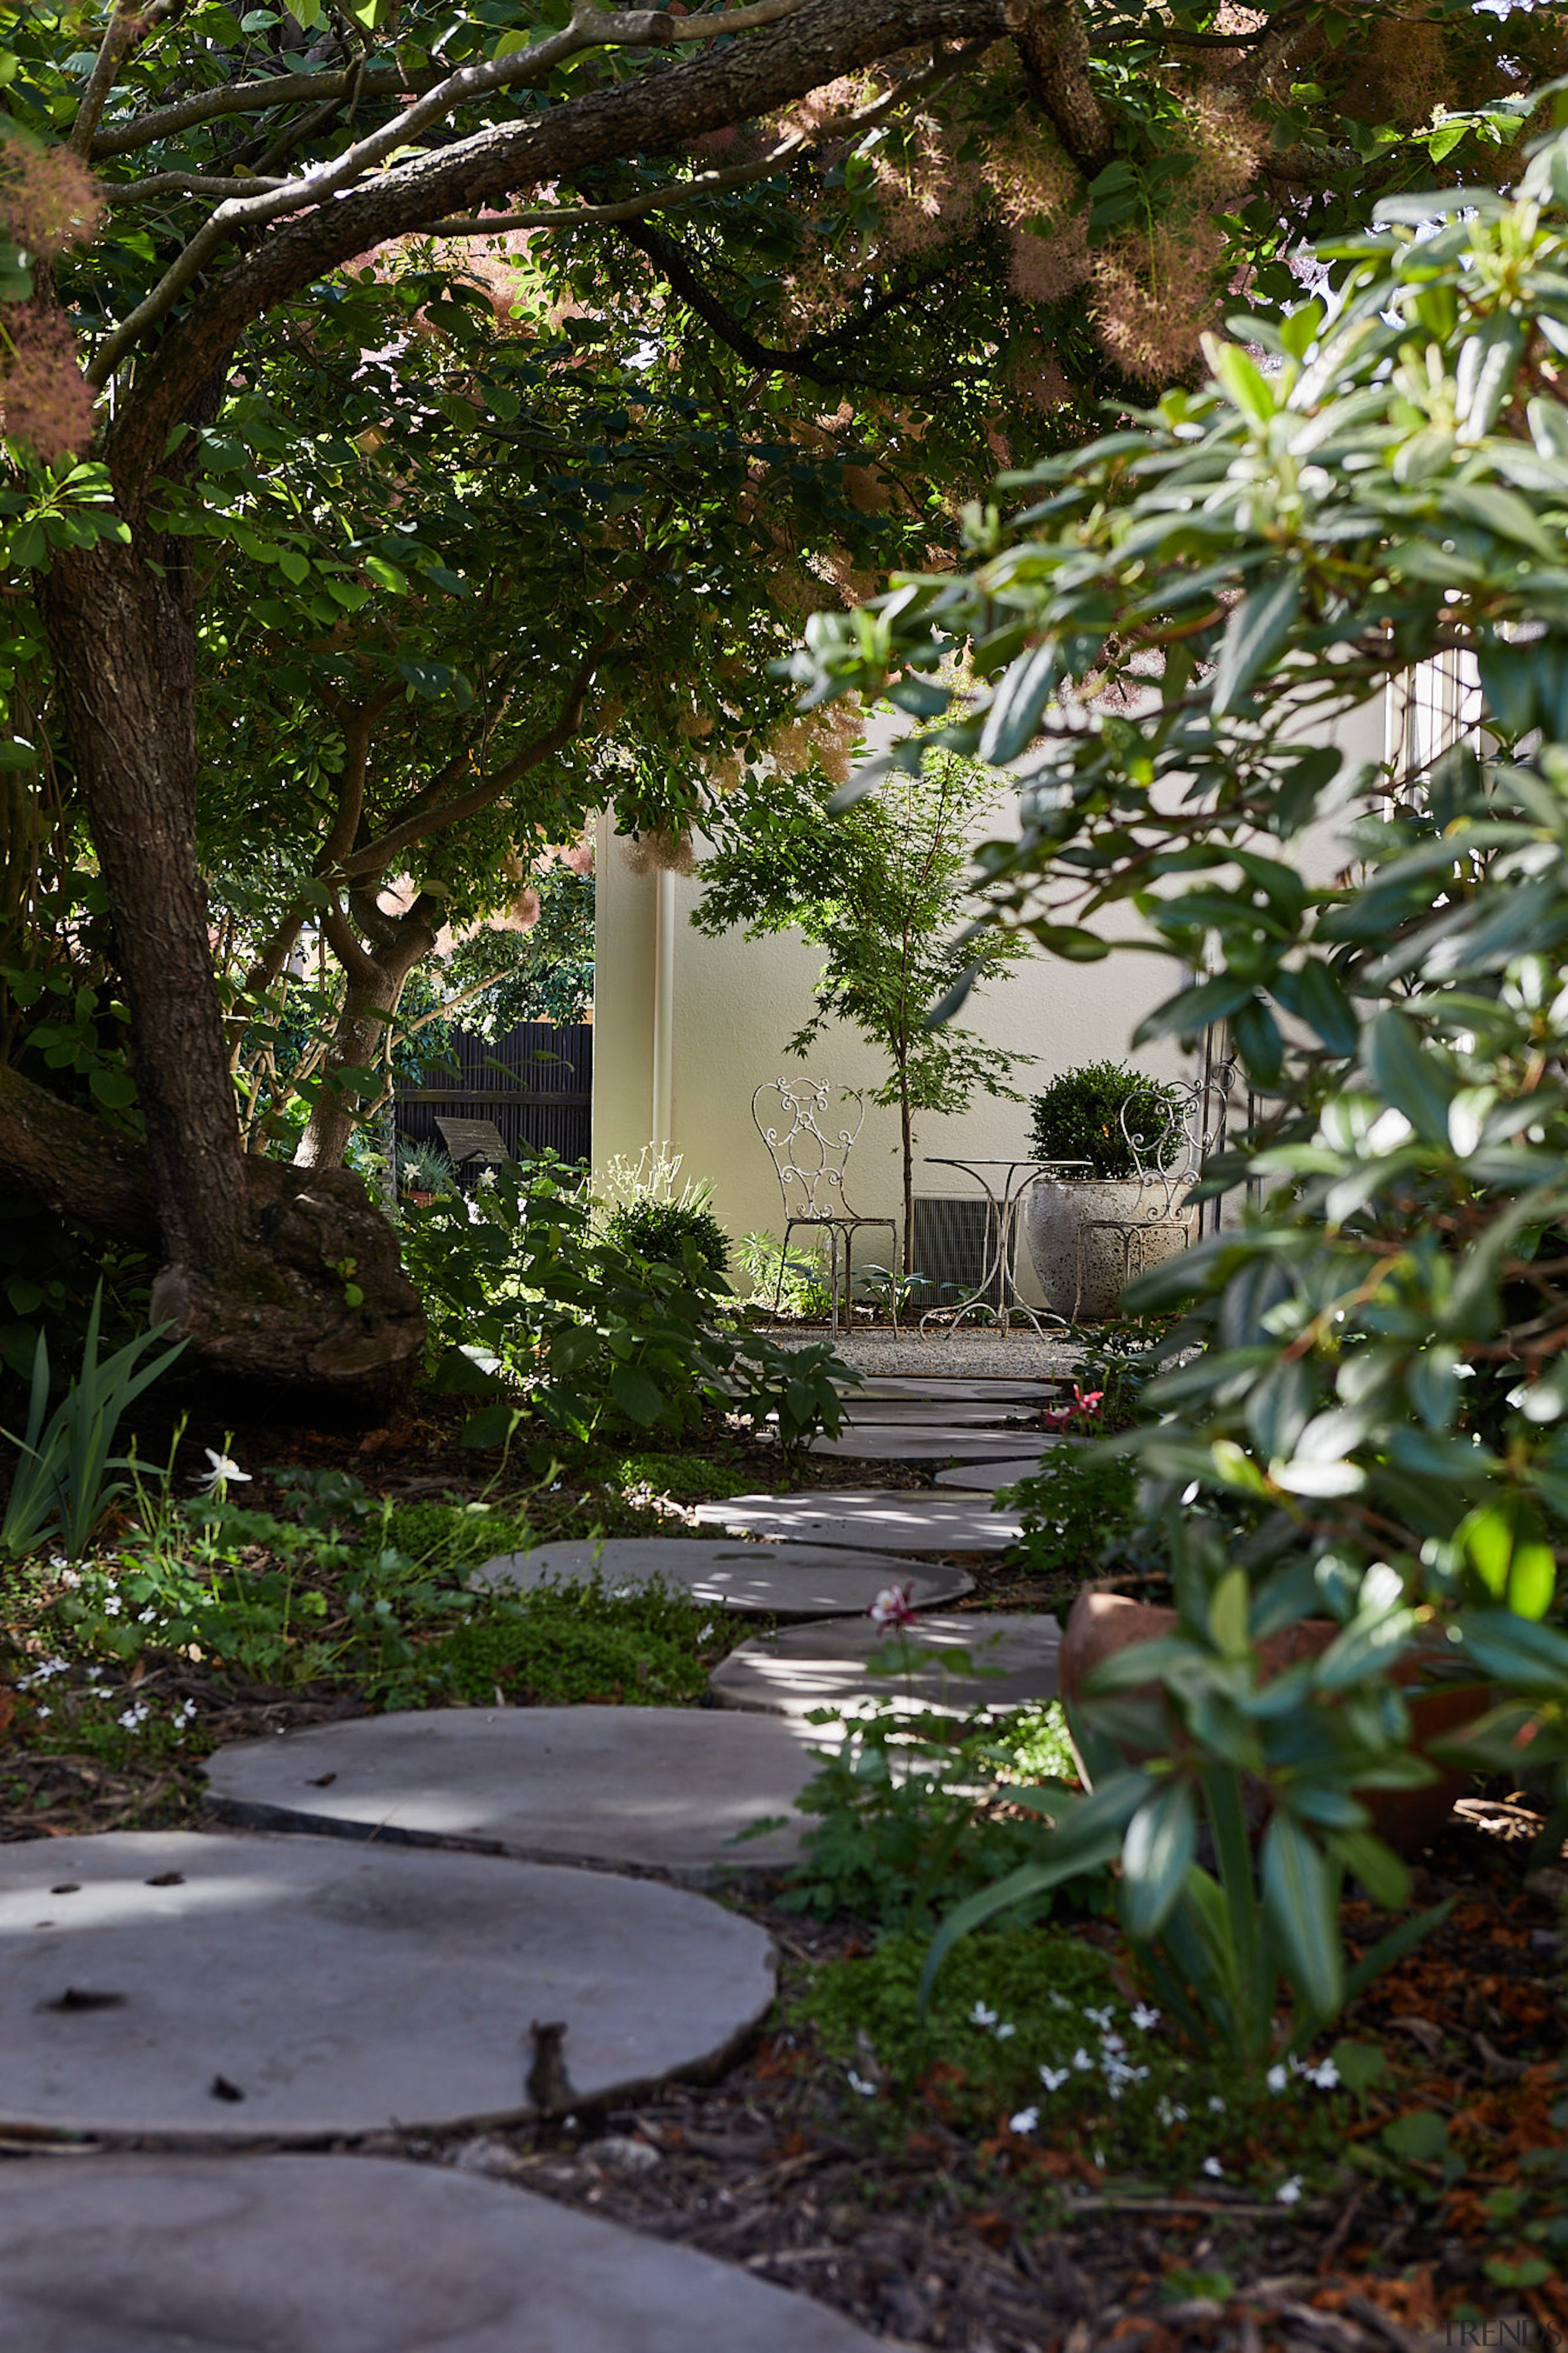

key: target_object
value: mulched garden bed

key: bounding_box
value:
[1,1383,1562,2347]
[392,1809,1562,2353]
[0,1766,1559,2351]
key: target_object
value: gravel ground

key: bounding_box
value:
[750,1327,1087,1380]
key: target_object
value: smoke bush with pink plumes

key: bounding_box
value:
[1090,224,1227,386]
[1,309,94,462]
[0,139,101,259]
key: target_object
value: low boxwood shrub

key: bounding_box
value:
[605,1197,730,1279]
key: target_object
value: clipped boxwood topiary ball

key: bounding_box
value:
[1028,1061,1183,1180]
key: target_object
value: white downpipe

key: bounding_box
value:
[651,867,675,1152]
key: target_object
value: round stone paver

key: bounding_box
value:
[0,2154,883,2352]
[206,1706,837,1879]
[807,1425,1061,1463]
[469,1537,971,1617]
[696,1491,1024,1553]
[0,1831,774,2136]
[846,1378,1057,1402]
[711,1613,1061,1719]
[934,1456,1058,1490]
[837,1399,1035,1426]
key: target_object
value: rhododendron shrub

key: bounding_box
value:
[805,102,1568,2013]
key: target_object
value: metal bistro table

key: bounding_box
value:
[919,1156,1090,1336]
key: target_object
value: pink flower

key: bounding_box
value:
[1041,1385,1105,1431]
[1089,224,1224,388]
[1007,226,1090,306]
[868,1581,919,1632]
[0,141,101,259]
[1,309,94,462]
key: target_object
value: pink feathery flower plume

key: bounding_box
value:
[0,140,102,260]
[1041,1385,1104,1432]
[868,1581,919,1632]
[1,309,94,462]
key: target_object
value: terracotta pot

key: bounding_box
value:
[1059,1585,1490,1858]
[1022,1179,1196,1322]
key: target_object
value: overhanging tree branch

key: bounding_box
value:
[1004,0,1114,176]
[88,6,686,389]
[69,0,179,158]
[423,34,988,235]
[88,0,807,160]
[620,217,964,392]
[0,1063,157,1247]
[330,638,622,883]
[98,0,1011,488]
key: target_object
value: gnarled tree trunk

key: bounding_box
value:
[36,527,424,1412]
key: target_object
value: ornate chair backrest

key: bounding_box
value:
[1119,1074,1235,1222]
[752,1080,868,1222]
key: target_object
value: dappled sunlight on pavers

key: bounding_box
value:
[711,1613,1061,1719]
[0,2155,885,2352]
[806,1425,1063,1463]
[205,1706,840,1878]
[696,1490,1024,1553]
[0,1832,774,2135]
[469,1536,971,1617]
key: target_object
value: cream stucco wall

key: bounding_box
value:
[592,688,1390,1292]
[593,794,1185,1299]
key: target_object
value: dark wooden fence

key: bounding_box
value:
[394,1022,592,1167]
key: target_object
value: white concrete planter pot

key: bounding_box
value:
[1022,1178,1197,1322]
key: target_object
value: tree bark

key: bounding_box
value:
[40,525,247,1271]
[35,524,425,1410]
[0,1063,157,1249]
[0,1060,424,1408]
[1003,0,1114,176]
[295,892,440,1170]
[145,1157,424,1409]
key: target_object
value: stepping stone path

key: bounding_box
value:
[0,1831,772,2136]
[807,1425,1061,1463]
[469,1535,971,1617]
[0,2155,882,2352]
[712,1613,1061,1719]
[697,1489,1024,1553]
[9,1358,1062,2338]
[206,1704,832,1878]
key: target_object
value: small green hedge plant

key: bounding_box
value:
[1027,1062,1183,1180]
[605,1196,730,1279]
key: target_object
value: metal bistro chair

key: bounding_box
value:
[1073,1055,1242,1320]
[751,1079,898,1331]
